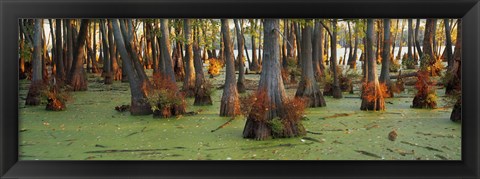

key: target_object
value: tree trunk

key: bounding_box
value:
[219,19,240,117]
[407,19,413,61]
[415,19,423,60]
[55,19,65,81]
[151,20,158,74]
[193,36,213,106]
[361,19,385,111]
[100,20,113,84]
[91,21,99,73]
[183,19,196,97]
[243,19,306,140]
[330,20,343,99]
[250,20,260,71]
[111,19,152,115]
[396,20,405,60]
[160,19,176,83]
[234,19,246,93]
[296,20,326,108]
[312,20,323,79]
[391,19,399,56]
[67,19,89,91]
[422,19,438,76]
[379,19,393,97]
[294,22,302,67]
[444,19,453,71]
[65,19,75,76]
[25,19,44,106]
[347,21,355,69]
[446,19,461,95]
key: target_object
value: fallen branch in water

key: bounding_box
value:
[387,148,415,156]
[400,141,443,152]
[306,131,323,135]
[319,112,356,120]
[320,128,344,132]
[415,131,455,138]
[355,150,382,159]
[85,148,170,154]
[211,117,235,133]
[125,127,148,137]
[302,137,323,143]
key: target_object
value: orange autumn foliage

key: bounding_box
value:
[362,81,390,103]
[207,58,223,77]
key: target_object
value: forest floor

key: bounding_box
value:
[18,68,461,160]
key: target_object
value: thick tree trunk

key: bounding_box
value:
[151,21,158,74]
[330,20,343,99]
[391,19,399,56]
[450,98,461,122]
[415,19,424,60]
[55,19,65,81]
[160,19,176,83]
[193,52,212,105]
[250,20,260,72]
[111,19,152,115]
[294,22,302,67]
[361,19,385,111]
[243,19,306,140]
[446,19,461,95]
[295,20,326,108]
[312,20,323,79]
[67,19,89,91]
[444,19,454,71]
[91,21,99,73]
[407,19,413,61]
[101,20,113,84]
[422,19,439,76]
[26,19,44,106]
[66,20,75,76]
[234,19,246,93]
[219,19,240,117]
[379,19,393,97]
[347,21,355,69]
[193,39,213,106]
[396,20,405,60]
[183,19,196,97]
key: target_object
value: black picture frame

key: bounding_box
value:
[1,0,479,178]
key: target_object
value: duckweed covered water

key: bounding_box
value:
[19,71,461,160]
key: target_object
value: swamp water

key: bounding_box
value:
[18,68,461,160]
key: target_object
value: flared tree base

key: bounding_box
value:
[220,91,240,117]
[25,82,45,106]
[183,87,195,98]
[130,98,152,115]
[69,73,88,91]
[194,95,213,106]
[25,88,42,106]
[243,117,306,140]
[237,82,246,93]
[295,81,326,108]
[450,98,461,122]
[412,94,437,109]
[46,97,66,111]
[104,73,113,85]
[360,97,385,111]
[332,85,343,99]
[153,104,186,118]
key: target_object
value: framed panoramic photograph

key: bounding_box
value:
[1,0,479,178]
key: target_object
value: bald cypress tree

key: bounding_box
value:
[243,19,306,140]
[295,20,326,107]
[219,19,240,117]
[361,19,385,111]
